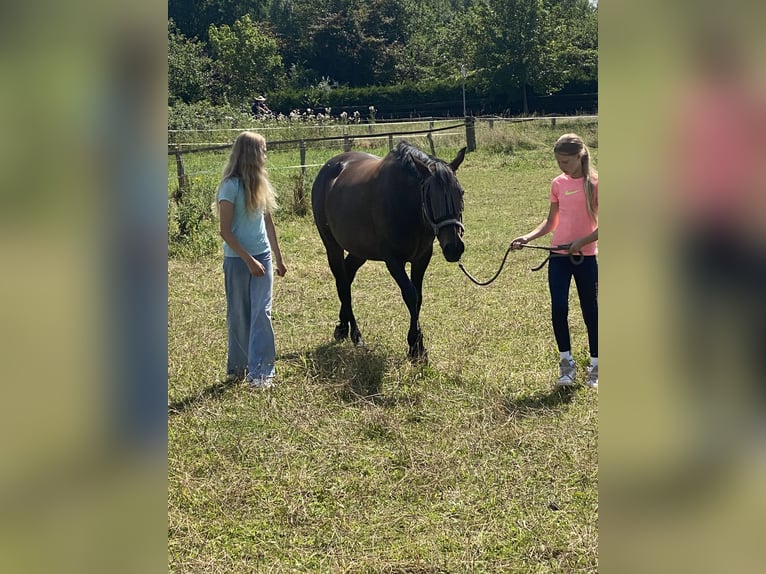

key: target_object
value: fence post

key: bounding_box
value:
[427,132,435,156]
[551,117,557,128]
[343,134,351,152]
[489,119,494,130]
[465,116,476,152]
[388,134,393,151]
[174,145,190,200]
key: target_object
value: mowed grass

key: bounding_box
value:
[168,120,598,573]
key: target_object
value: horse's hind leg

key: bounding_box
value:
[325,248,350,340]
[344,254,366,346]
[325,246,364,346]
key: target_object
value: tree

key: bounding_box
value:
[169,0,271,41]
[207,15,286,103]
[547,0,598,85]
[305,0,413,86]
[473,0,597,113]
[168,20,214,104]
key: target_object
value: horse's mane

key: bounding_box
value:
[390,141,463,222]
[389,140,440,178]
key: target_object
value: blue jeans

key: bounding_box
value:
[223,252,276,380]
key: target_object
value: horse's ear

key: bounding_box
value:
[410,154,433,178]
[448,147,467,173]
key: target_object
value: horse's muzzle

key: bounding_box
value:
[436,223,465,262]
[441,240,465,263]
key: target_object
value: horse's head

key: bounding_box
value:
[412,147,467,262]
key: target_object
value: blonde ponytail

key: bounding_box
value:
[554,133,597,223]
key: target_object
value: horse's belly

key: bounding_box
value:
[329,219,386,260]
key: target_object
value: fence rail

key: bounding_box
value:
[167,122,466,156]
[169,120,473,199]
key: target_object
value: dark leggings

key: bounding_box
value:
[548,255,598,357]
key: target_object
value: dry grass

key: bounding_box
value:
[169,119,598,572]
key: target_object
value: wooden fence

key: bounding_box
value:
[168,114,598,198]
[168,119,473,199]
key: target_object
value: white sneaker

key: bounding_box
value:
[586,364,598,389]
[247,377,275,390]
[556,358,576,387]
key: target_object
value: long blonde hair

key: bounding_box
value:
[554,133,598,223]
[217,131,277,214]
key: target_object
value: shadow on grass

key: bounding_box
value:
[306,342,418,407]
[499,385,577,418]
[168,377,240,417]
[167,352,308,416]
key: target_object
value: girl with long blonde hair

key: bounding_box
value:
[216,131,287,388]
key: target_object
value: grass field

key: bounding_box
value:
[168,119,598,573]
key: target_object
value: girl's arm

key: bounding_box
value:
[510,202,559,249]
[264,212,287,277]
[218,200,265,276]
[569,227,598,254]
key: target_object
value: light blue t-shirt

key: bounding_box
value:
[217,177,270,258]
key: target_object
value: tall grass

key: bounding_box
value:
[168,118,598,573]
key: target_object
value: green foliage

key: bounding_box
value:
[471,0,598,113]
[268,78,495,117]
[208,14,286,104]
[168,1,598,115]
[168,179,220,259]
[168,20,215,105]
[548,0,599,85]
[168,100,253,132]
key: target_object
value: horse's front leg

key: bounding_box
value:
[386,258,427,362]
[408,248,433,362]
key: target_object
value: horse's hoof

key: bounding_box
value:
[407,348,428,364]
[351,331,365,348]
[333,323,349,341]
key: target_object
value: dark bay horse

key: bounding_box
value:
[312,141,467,360]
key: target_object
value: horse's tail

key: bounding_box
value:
[312,160,343,195]
[311,159,344,219]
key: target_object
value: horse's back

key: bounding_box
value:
[312,148,426,261]
[312,152,383,252]
[312,151,379,212]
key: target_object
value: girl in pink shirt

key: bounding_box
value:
[511,133,599,388]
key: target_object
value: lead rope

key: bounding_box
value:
[458,243,582,286]
[457,245,513,286]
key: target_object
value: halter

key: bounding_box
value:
[420,170,464,235]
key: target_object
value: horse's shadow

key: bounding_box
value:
[168,347,578,417]
[306,342,417,407]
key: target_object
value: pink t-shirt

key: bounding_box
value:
[550,173,598,256]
